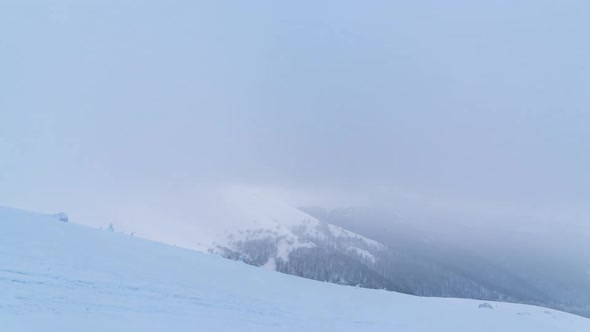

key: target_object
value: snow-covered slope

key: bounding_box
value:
[1,205,589,331]
[186,187,407,291]
[117,186,383,269]
[192,186,383,257]
[120,186,395,290]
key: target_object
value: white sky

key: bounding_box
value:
[1,1,589,235]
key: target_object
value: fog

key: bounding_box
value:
[1,0,589,255]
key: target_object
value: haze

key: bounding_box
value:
[1,1,589,245]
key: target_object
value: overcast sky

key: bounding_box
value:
[1,1,589,231]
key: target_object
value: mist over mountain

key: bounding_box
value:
[5,204,590,331]
[2,0,590,329]
[301,206,590,317]
[182,197,588,318]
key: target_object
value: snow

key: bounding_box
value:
[262,257,277,270]
[347,246,377,263]
[1,205,589,331]
[190,186,380,266]
[274,236,313,262]
[327,223,383,248]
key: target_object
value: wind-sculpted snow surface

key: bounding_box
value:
[1,206,589,331]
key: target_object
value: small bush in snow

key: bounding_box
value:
[55,212,69,222]
[479,303,494,309]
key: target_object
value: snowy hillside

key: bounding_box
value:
[303,206,590,317]
[1,205,590,331]
[193,186,383,256]
[126,186,403,291]
[154,188,536,300]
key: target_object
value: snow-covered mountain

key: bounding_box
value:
[154,188,531,302]
[109,187,574,309]
[302,206,590,318]
[128,186,408,292]
[2,205,589,331]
